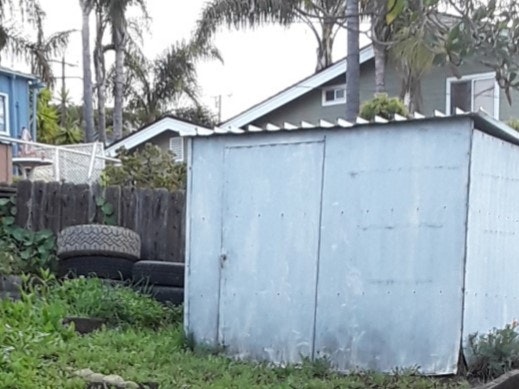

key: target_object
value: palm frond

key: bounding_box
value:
[194,0,299,48]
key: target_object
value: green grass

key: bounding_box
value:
[0,277,471,388]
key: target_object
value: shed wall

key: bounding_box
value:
[315,123,472,374]
[187,119,474,373]
[463,130,519,344]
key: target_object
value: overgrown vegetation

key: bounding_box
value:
[102,143,186,191]
[0,197,57,275]
[360,94,409,121]
[0,274,470,388]
[466,322,519,382]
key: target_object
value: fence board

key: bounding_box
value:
[12,181,185,262]
[15,180,31,227]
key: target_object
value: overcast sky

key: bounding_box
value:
[9,1,353,121]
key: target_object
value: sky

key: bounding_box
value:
[7,0,352,121]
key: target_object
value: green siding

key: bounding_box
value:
[252,58,519,127]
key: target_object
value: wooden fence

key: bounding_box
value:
[13,181,186,262]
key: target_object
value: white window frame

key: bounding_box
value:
[0,93,10,136]
[322,84,346,106]
[445,72,500,119]
[169,136,184,162]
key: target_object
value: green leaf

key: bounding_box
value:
[2,216,14,226]
[101,203,114,215]
[386,0,405,25]
[96,197,105,207]
[0,198,9,207]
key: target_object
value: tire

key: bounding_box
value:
[132,261,185,287]
[58,256,134,280]
[57,224,141,260]
[149,286,184,305]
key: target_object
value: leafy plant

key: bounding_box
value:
[466,322,519,381]
[507,119,519,132]
[50,278,181,328]
[0,197,57,275]
[360,94,409,121]
[95,196,116,225]
[101,143,186,192]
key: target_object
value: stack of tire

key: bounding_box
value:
[57,224,141,283]
[132,261,184,306]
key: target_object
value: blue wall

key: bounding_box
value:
[0,70,36,141]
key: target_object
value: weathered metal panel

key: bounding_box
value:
[218,139,325,364]
[463,130,519,343]
[185,137,227,345]
[315,123,473,374]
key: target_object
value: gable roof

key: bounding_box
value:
[105,115,212,156]
[221,45,375,129]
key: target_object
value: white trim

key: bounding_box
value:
[105,116,211,157]
[222,45,375,128]
[445,71,500,119]
[0,93,9,136]
[321,84,346,106]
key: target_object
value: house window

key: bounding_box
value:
[0,94,9,135]
[322,85,346,106]
[446,72,499,119]
[169,136,184,162]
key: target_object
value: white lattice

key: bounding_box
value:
[29,143,110,184]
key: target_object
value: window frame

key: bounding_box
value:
[169,136,184,162]
[322,84,347,106]
[445,72,500,119]
[0,93,10,136]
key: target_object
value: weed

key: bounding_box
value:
[466,322,519,381]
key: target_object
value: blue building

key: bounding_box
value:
[0,67,43,142]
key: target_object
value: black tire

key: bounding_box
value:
[58,256,134,280]
[132,261,185,287]
[57,224,141,260]
[150,286,184,305]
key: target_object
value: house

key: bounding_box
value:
[0,67,43,183]
[221,45,519,129]
[185,111,519,374]
[0,67,42,141]
[105,115,212,162]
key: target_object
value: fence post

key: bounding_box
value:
[54,148,60,181]
[87,143,98,182]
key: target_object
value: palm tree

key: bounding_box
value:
[195,0,347,72]
[102,0,148,141]
[79,0,96,142]
[18,4,74,87]
[345,0,360,121]
[121,43,202,128]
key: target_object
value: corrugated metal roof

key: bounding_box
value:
[187,109,519,147]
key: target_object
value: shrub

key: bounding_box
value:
[0,197,57,275]
[50,277,182,328]
[102,143,186,191]
[466,322,519,381]
[507,119,519,132]
[360,94,409,121]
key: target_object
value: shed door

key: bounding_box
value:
[219,140,324,365]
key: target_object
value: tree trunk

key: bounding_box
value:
[316,21,334,71]
[94,5,106,144]
[345,0,360,122]
[80,0,95,142]
[373,42,386,94]
[112,26,126,141]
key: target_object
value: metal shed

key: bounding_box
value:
[184,112,519,375]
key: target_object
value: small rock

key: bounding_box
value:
[86,373,105,383]
[73,368,95,378]
[124,381,140,389]
[103,374,126,387]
